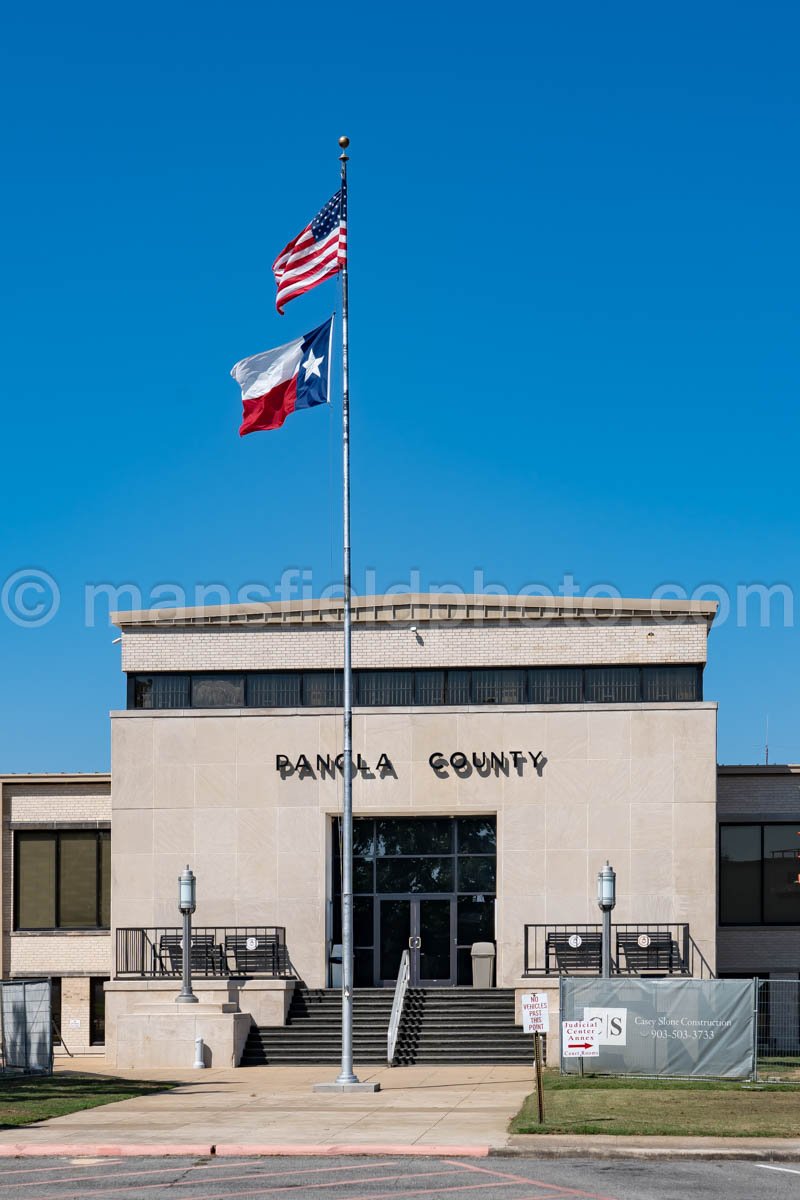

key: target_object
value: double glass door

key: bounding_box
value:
[379,896,455,986]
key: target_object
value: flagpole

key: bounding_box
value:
[336,134,358,1087]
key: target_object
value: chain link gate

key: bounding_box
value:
[755,979,800,1082]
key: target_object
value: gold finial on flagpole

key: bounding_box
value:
[338,135,350,160]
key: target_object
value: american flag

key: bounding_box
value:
[272,189,347,314]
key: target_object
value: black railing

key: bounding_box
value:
[523,923,714,978]
[115,926,291,979]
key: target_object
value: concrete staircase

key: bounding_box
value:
[241,985,532,1066]
[241,987,393,1065]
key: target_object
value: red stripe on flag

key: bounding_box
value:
[239,375,298,435]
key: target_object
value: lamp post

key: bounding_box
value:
[596,861,616,979]
[176,865,198,1004]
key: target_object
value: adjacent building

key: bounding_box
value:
[1,774,111,1056]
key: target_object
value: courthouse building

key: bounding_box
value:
[102,593,719,1063]
[3,592,799,1066]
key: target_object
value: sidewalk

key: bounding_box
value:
[0,1062,798,1160]
[0,1060,534,1156]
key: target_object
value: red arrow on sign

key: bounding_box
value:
[568,1042,594,1050]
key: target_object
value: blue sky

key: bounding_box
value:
[1,1,798,770]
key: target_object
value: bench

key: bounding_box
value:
[546,932,603,974]
[616,931,689,975]
[159,934,229,977]
[225,933,289,976]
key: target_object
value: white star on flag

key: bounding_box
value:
[302,348,324,380]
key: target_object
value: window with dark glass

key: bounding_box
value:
[129,665,702,708]
[357,671,414,706]
[14,831,110,930]
[719,824,800,926]
[584,667,641,703]
[303,672,343,707]
[332,816,497,986]
[472,669,525,704]
[445,670,472,705]
[191,674,245,707]
[528,668,583,704]
[51,978,62,1045]
[763,827,800,924]
[134,674,190,708]
[248,672,302,707]
[90,977,109,1046]
[414,670,445,705]
[642,666,700,702]
[719,825,761,924]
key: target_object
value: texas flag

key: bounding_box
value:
[231,316,333,436]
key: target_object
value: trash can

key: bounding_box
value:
[330,943,343,989]
[470,942,495,988]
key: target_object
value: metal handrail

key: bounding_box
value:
[523,922,704,976]
[387,950,410,1066]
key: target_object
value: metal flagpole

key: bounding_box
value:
[314,136,378,1096]
[336,134,358,1087]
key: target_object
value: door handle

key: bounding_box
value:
[409,936,421,949]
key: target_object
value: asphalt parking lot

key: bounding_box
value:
[0,1154,798,1200]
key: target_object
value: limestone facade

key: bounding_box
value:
[110,596,719,990]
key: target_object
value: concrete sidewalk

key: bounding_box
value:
[0,1060,534,1155]
[1,1063,798,1161]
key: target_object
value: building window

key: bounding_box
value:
[332,816,497,987]
[303,671,343,707]
[584,667,641,703]
[190,674,244,707]
[248,672,302,707]
[357,671,414,706]
[133,674,190,708]
[472,669,525,704]
[641,666,701,702]
[128,665,703,709]
[719,823,800,926]
[14,831,110,931]
[90,977,109,1046]
[528,668,583,704]
[51,977,62,1045]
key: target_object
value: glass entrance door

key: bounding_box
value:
[378,896,456,986]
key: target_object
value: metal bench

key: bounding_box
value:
[159,933,229,977]
[546,932,603,974]
[224,933,288,976]
[616,931,689,975]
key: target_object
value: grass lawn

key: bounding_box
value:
[510,1072,800,1137]
[0,1072,176,1129]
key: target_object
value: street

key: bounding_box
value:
[0,1154,797,1200]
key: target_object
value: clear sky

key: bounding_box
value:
[1,1,798,771]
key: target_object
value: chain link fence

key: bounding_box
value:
[755,979,800,1082]
[0,979,53,1075]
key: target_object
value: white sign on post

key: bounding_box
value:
[521,992,550,1034]
[561,1019,600,1058]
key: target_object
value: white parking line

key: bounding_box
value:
[756,1165,800,1176]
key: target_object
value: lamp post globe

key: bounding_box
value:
[179,865,196,914]
[596,861,616,979]
[597,861,616,912]
[176,864,198,1004]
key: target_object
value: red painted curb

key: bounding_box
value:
[213,1145,491,1157]
[0,1143,491,1159]
[0,1145,213,1158]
